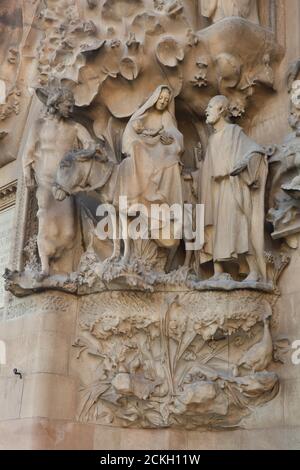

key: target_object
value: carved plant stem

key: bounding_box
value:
[160,301,175,396]
[198,341,229,365]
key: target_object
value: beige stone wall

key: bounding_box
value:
[1,292,299,450]
[0,289,299,450]
[0,1,300,449]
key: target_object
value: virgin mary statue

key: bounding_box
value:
[116,85,184,218]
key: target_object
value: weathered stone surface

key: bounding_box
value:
[0,206,15,308]
[20,373,77,420]
[0,376,23,420]
[0,0,299,450]
[72,290,279,429]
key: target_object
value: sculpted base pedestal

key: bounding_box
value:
[0,286,289,448]
[74,289,279,429]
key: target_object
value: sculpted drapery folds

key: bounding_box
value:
[268,79,300,242]
[115,85,184,256]
[199,95,268,282]
[200,0,259,24]
[116,85,183,209]
[20,87,271,286]
[4,0,283,291]
[282,80,300,195]
[23,86,95,278]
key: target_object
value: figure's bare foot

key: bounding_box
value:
[243,271,261,283]
[107,253,120,263]
[120,255,130,266]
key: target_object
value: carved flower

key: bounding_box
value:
[182,349,197,362]
[194,322,219,341]
[119,57,139,81]
[191,73,207,88]
[191,57,209,87]
[91,314,120,339]
[156,36,184,67]
[229,99,246,118]
[168,318,186,341]
[117,320,133,336]
[133,312,150,330]
[108,39,121,49]
[183,369,206,384]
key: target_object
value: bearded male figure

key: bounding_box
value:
[199,95,267,282]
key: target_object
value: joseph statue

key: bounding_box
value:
[199,95,268,282]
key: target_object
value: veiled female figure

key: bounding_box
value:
[115,85,184,261]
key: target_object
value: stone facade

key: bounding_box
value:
[0,0,300,450]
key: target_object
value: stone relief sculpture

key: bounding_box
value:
[268,77,300,245]
[11,89,277,293]
[236,312,273,374]
[52,86,184,284]
[23,86,96,279]
[198,95,268,284]
[73,291,284,428]
[116,85,184,263]
[0,0,42,169]
[2,0,292,432]
[4,0,284,293]
[200,0,259,24]
[53,141,120,260]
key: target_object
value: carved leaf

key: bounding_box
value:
[156,36,184,67]
[144,410,165,427]
[120,57,139,80]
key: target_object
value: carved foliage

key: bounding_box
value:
[74,291,280,429]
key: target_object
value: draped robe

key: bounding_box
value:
[115,86,184,236]
[200,123,267,278]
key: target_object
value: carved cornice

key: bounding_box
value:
[0,180,17,212]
